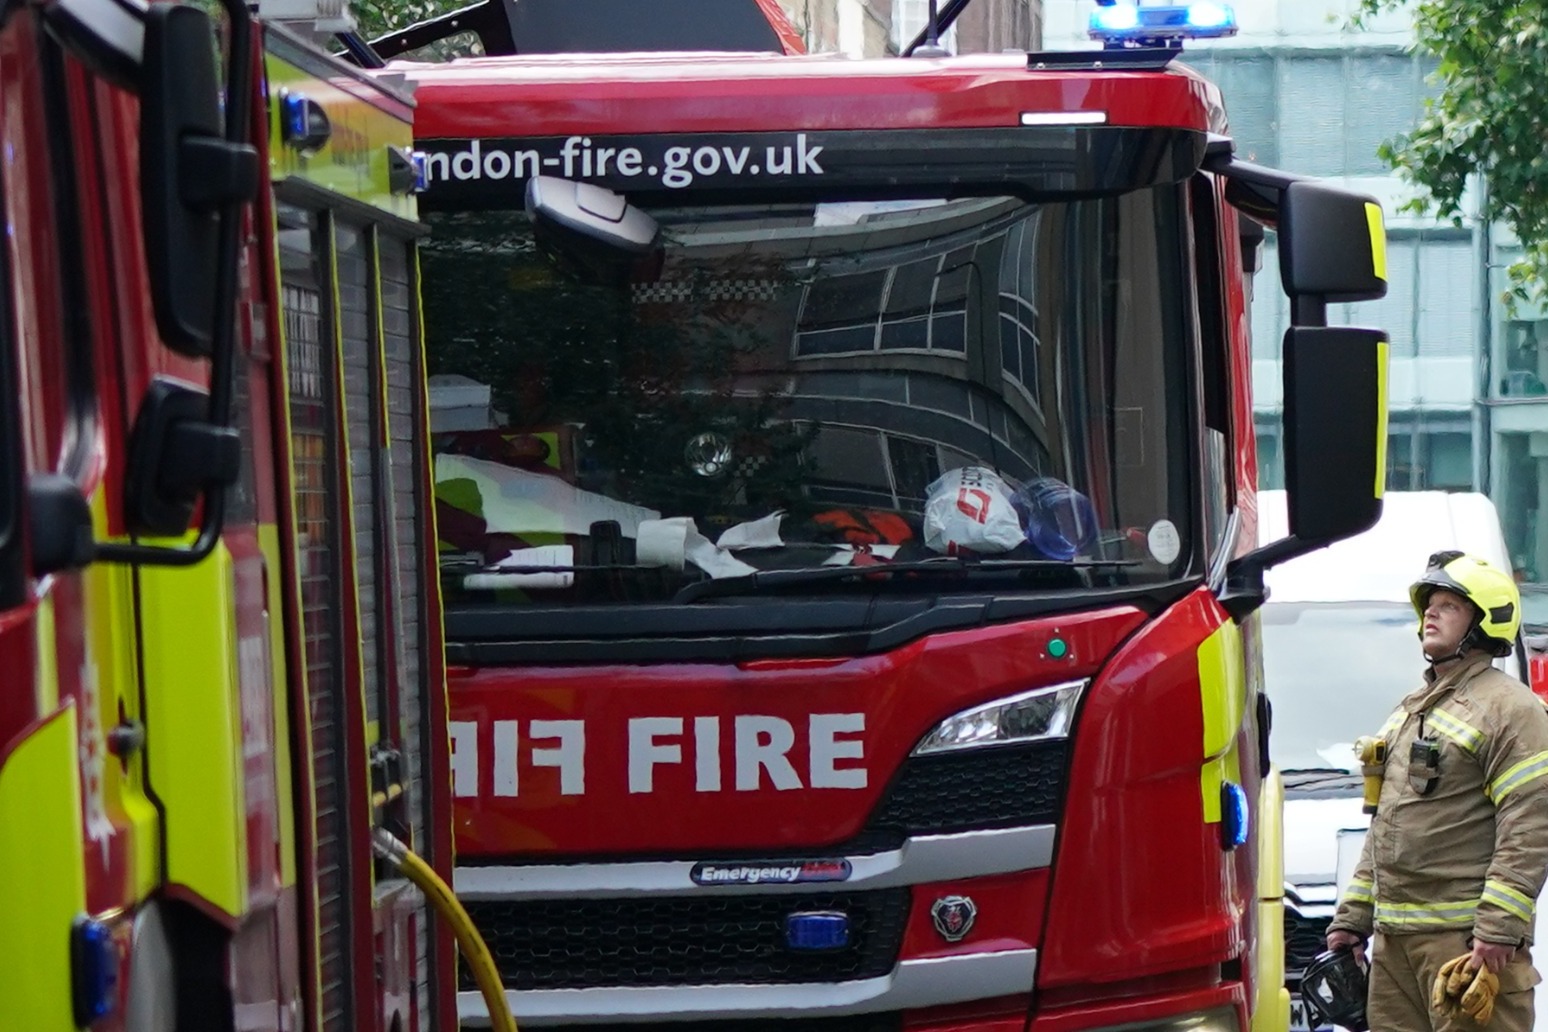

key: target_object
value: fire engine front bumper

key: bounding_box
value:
[456,947,1038,1026]
[455,823,1057,1026]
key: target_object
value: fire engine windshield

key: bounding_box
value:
[422,186,1195,613]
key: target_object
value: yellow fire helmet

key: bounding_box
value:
[1409,550,1521,658]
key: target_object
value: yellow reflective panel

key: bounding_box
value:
[1199,620,1246,757]
[1364,202,1387,283]
[264,39,416,221]
[1198,620,1247,822]
[1257,775,1290,1030]
[259,524,298,888]
[34,593,58,713]
[86,490,160,901]
[1257,767,1284,897]
[1374,338,1390,499]
[139,544,249,918]
[1253,900,1291,1032]
[0,705,87,1031]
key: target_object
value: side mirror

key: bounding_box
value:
[524,176,660,286]
[1278,181,1388,316]
[1220,326,1389,620]
[1282,326,1389,542]
[1207,147,1388,324]
[124,378,243,537]
[140,4,258,356]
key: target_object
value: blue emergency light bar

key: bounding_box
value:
[1089,2,1238,45]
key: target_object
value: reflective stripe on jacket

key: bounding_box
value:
[1328,653,1548,945]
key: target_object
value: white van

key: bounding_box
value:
[1257,490,1523,1031]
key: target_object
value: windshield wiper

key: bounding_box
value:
[672,557,1140,603]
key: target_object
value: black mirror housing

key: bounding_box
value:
[1283,325,1389,542]
[1217,325,1390,622]
[27,474,95,575]
[1279,180,1388,304]
[140,4,258,357]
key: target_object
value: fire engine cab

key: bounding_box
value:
[356,0,1399,1027]
[363,1,1390,1029]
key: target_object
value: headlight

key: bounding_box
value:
[1089,1006,1241,1032]
[911,680,1085,756]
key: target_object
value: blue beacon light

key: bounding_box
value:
[1088,2,1238,45]
[1220,781,1251,850]
[785,911,851,951]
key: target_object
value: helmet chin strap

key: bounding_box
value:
[1423,642,1469,667]
[1424,626,1483,667]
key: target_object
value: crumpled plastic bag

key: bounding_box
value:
[922,466,1024,555]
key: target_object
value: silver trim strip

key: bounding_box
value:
[457,949,1038,1027]
[455,824,1055,900]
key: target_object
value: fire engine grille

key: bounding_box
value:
[1284,908,1331,976]
[462,889,910,991]
[863,740,1066,835]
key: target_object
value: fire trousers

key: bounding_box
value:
[1371,930,1539,1032]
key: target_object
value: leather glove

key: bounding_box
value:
[1434,954,1471,1012]
[1461,967,1500,1026]
[1447,956,1476,998]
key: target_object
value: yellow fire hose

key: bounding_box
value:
[372,828,519,1032]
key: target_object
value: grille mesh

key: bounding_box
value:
[865,740,1066,835]
[1284,908,1332,975]
[464,889,909,991]
[462,739,1066,995]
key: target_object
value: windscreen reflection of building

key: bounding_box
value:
[422,189,1173,545]
[628,196,1116,521]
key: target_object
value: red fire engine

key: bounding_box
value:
[0,0,513,1028]
[366,1,1390,1028]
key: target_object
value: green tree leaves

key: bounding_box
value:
[351,0,454,37]
[1363,0,1548,305]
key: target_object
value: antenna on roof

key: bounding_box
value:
[910,0,951,58]
[904,0,975,57]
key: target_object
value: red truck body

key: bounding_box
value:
[380,7,1389,1027]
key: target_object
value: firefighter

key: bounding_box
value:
[1325,551,1548,1030]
